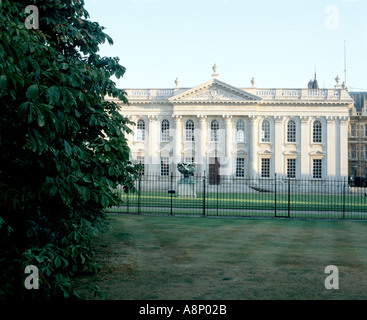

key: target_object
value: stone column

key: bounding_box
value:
[148,115,159,175]
[339,116,349,178]
[274,116,284,177]
[300,116,310,178]
[172,115,182,174]
[223,115,233,176]
[249,115,258,178]
[326,116,337,178]
[197,115,207,176]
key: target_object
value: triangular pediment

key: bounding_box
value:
[169,79,261,102]
[309,150,326,157]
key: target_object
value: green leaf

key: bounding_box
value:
[35,107,45,127]
[0,74,7,91]
[64,140,72,156]
[26,85,39,100]
[49,85,60,104]
[55,256,62,268]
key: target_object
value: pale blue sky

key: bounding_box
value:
[85,0,367,90]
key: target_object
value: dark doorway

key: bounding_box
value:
[209,157,220,185]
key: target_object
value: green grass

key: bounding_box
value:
[72,214,367,300]
[109,190,367,219]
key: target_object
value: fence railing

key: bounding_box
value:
[108,174,367,220]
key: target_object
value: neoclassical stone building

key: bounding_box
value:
[107,67,353,181]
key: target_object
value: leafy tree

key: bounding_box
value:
[0,0,138,299]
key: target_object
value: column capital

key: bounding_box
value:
[172,114,182,121]
[300,116,310,123]
[148,115,158,122]
[249,115,258,122]
[223,114,233,120]
[274,115,283,123]
[339,116,349,125]
[197,115,207,122]
[326,116,336,123]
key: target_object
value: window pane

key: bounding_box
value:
[287,159,296,179]
[261,120,270,142]
[211,120,219,142]
[313,159,322,179]
[236,158,245,177]
[161,120,170,141]
[184,157,194,164]
[313,121,322,143]
[160,157,169,176]
[137,119,145,141]
[185,120,194,142]
[287,120,296,143]
[261,158,270,178]
[236,120,245,142]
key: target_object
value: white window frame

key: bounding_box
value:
[287,120,296,143]
[185,120,195,142]
[261,120,270,143]
[236,158,245,178]
[160,157,170,176]
[287,158,296,179]
[312,159,322,179]
[161,119,170,142]
[211,120,219,142]
[312,120,322,143]
[261,158,270,178]
[236,120,245,142]
[136,119,146,141]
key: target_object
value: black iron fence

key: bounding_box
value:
[108,173,367,220]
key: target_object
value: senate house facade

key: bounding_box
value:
[107,66,354,182]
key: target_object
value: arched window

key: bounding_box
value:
[185,120,194,142]
[137,119,145,141]
[313,120,322,143]
[211,120,219,142]
[261,120,270,142]
[161,119,170,142]
[287,120,296,143]
[236,120,245,142]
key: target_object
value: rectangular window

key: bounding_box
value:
[287,159,296,179]
[236,158,245,178]
[350,124,356,137]
[160,157,169,176]
[350,145,356,159]
[313,159,322,179]
[137,156,145,176]
[184,157,194,164]
[261,158,270,178]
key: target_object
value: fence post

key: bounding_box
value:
[127,190,129,214]
[288,176,291,218]
[342,177,346,219]
[274,173,277,218]
[138,169,142,214]
[216,174,219,216]
[170,172,173,216]
[203,171,206,216]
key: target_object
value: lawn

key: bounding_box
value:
[72,214,367,300]
[109,190,367,219]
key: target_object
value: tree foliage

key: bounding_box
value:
[0,0,138,299]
